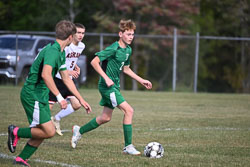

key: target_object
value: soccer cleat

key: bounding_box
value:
[7,125,20,153]
[71,125,81,148]
[51,116,63,136]
[123,144,141,155]
[13,157,30,167]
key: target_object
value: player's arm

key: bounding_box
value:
[123,65,152,89]
[42,64,67,109]
[68,64,80,78]
[91,56,114,87]
[74,64,80,74]
[67,64,80,79]
[59,69,92,113]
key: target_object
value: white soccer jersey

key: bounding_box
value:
[55,42,85,79]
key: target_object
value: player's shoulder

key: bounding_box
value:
[67,42,85,51]
[107,41,119,50]
[48,41,60,52]
[78,41,85,49]
[126,44,132,50]
[44,43,61,58]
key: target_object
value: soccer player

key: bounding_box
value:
[7,20,91,167]
[49,23,86,136]
[71,19,152,155]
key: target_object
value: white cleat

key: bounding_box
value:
[123,144,141,155]
[71,125,81,148]
[51,116,63,136]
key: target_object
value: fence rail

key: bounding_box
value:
[1,30,250,92]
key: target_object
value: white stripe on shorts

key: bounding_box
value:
[110,92,117,107]
[30,101,40,127]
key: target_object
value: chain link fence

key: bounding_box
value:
[1,30,250,93]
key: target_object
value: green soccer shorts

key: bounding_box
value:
[20,88,51,127]
[99,85,125,109]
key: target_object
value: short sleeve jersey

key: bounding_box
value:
[55,42,85,79]
[96,41,132,89]
[23,41,67,103]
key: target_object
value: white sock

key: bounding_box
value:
[55,104,75,121]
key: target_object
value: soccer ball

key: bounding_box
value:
[144,142,164,158]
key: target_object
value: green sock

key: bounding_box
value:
[18,143,37,160]
[17,128,32,138]
[79,118,100,134]
[123,124,132,147]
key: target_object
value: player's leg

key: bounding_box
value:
[8,94,51,152]
[118,101,140,155]
[9,96,55,166]
[29,121,56,139]
[71,107,113,148]
[80,106,113,134]
[51,78,79,136]
[13,121,55,166]
[49,83,65,136]
[50,102,64,136]
[52,97,81,136]
[54,97,81,121]
[96,106,113,124]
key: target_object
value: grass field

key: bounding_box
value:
[0,86,250,167]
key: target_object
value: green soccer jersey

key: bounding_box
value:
[23,41,67,103]
[96,41,132,89]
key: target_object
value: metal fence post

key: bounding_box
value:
[194,32,200,93]
[173,28,178,92]
[100,33,103,51]
[15,33,18,86]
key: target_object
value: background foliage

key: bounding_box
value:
[0,0,250,93]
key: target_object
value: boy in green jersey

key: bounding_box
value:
[71,19,152,155]
[7,20,92,166]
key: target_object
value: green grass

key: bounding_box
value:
[0,86,250,167]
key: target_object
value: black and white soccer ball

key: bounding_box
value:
[144,142,164,158]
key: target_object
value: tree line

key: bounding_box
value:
[0,0,249,93]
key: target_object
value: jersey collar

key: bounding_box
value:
[54,40,63,52]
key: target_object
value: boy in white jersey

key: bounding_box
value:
[49,23,86,136]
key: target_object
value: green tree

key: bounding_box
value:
[197,0,250,93]
[91,0,199,90]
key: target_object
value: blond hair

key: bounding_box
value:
[119,19,136,32]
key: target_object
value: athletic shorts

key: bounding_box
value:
[49,77,75,104]
[20,87,51,127]
[99,85,125,109]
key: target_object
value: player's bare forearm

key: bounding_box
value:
[91,56,114,87]
[60,70,82,100]
[123,66,152,89]
[74,64,80,74]
[123,66,143,83]
[60,70,92,113]
[68,70,79,78]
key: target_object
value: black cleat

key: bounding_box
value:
[7,125,18,153]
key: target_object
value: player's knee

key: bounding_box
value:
[73,105,81,110]
[124,108,134,118]
[101,115,112,124]
[46,127,56,138]
[72,103,81,110]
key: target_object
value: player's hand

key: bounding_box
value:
[74,65,80,75]
[105,77,114,87]
[141,79,152,89]
[80,99,92,114]
[69,70,80,79]
[59,99,68,109]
